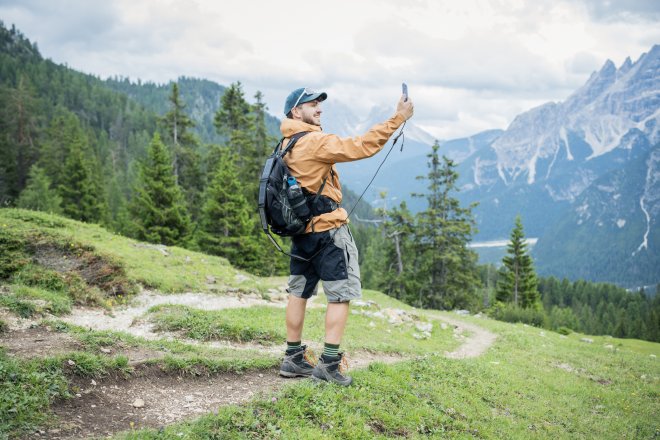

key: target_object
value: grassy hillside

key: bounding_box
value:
[0,208,658,439]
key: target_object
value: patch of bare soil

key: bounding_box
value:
[346,350,405,369]
[45,366,286,440]
[42,351,406,440]
[433,314,498,359]
[0,321,164,365]
[0,326,81,359]
[31,242,134,296]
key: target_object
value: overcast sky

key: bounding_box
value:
[1,0,659,139]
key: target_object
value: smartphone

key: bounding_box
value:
[402,82,408,102]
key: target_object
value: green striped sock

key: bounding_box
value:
[323,342,339,358]
[286,341,302,352]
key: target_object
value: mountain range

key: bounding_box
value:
[324,45,659,287]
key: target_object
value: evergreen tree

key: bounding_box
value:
[57,127,108,223]
[106,175,131,235]
[213,82,260,197]
[130,133,191,245]
[39,109,83,188]
[0,77,41,203]
[16,165,62,214]
[208,84,289,275]
[197,147,260,267]
[413,142,481,309]
[496,215,540,308]
[159,83,204,220]
[250,90,275,186]
[214,81,252,137]
[380,198,417,301]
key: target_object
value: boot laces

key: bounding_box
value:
[304,347,318,367]
[339,353,349,373]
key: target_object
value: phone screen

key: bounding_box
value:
[402,83,408,101]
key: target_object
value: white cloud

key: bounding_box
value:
[0,0,658,139]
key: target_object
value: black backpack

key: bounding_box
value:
[257,132,309,242]
[258,132,333,258]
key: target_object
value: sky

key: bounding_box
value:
[1,0,659,140]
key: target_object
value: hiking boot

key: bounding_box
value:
[279,345,316,378]
[311,353,352,386]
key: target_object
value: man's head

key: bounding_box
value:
[284,87,327,126]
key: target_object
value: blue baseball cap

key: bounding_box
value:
[283,87,327,115]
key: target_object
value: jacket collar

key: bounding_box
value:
[280,118,322,138]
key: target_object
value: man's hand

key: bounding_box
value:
[396,95,414,120]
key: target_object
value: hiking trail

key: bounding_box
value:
[1,289,497,439]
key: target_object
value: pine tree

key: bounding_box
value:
[197,147,259,267]
[496,215,540,308]
[213,82,258,196]
[130,133,191,246]
[57,128,108,223]
[250,90,275,183]
[378,197,416,301]
[0,77,41,203]
[413,142,481,309]
[106,175,131,235]
[214,82,252,137]
[159,83,204,220]
[17,165,62,214]
[39,109,84,189]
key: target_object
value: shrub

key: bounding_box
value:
[557,326,572,335]
[548,306,579,332]
[488,302,548,327]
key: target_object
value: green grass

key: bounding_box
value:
[149,304,286,344]
[146,299,459,356]
[0,349,69,437]
[0,347,135,438]
[116,315,659,440]
[0,208,279,294]
[0,284,73,317]
[51,321,280,373]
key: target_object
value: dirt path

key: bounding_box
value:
[433,314,498,359]
[47,366,285,440]
[59,289,294,340]
[2,293,498,439]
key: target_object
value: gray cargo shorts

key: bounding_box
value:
[287,224,361,303]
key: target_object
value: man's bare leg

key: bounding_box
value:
[280,295,314,378]
[325,301,349,345]
[286,295,308,342]
[312,301,352,385]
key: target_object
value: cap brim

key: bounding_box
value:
[300,92,327,105]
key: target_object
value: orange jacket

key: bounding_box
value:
[280,111,407,233]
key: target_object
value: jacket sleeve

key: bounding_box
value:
[316,112,406,163]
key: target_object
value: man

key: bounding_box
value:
[278,87,414,386]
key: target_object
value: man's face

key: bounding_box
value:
[295,100,322,126]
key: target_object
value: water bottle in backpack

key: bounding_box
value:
[286,176,311,221]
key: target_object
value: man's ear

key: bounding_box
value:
[290,106,302,120]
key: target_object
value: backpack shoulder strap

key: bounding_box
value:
[279,131,309,157]
[312,167,335,203]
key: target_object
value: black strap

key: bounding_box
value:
[312,168,333,206]
[279,131,309,157]
[310,168,335,233]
